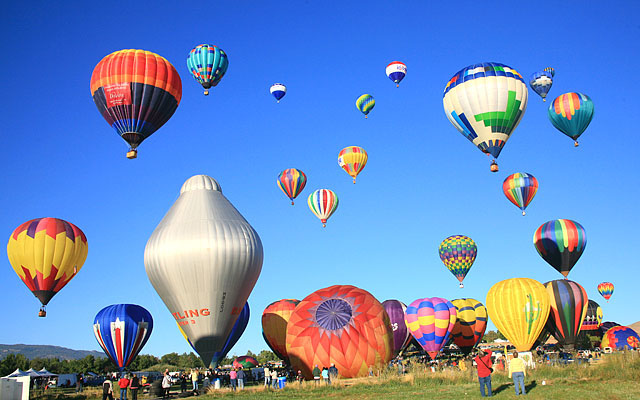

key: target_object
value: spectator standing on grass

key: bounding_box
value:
[190,369,199,391]
[271,369,278,389]
[102,377,114,400]
[329,364,338,381]
[263,365,271,387]
[509,351,527,396]
[118,374,130,400]
[474,349,493,397]
[129,375,140,400]
[230,369,237,391]
[296,370,303,386]
[76,374,84,393]
[237,367,245,390]
[321,367,330,384]
[161,370,171,399]
[312,365,321,385]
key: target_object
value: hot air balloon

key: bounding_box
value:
[7,218,88,317]
[450,298,487,355]
[438,235,477,288]
[405,297,457,360]
[270,83,287,103]
[581,300,603,331]
[599,321,621,337]
[533,219,586,278]
[211,303,250,367]
[486,278,551,352]
[93,304,153,371]
[443,62,528,172]
[529,71,553,101]
[338,146,368,184]
[386,61,407,87]
[544,279,588,350]
[532,328,551,349]
[503,173,539,216]
[598,282,614,302]
[262,299,300,363]
[543,67,555,77]
[144,175,263,367]
[277,169,307,205]
[186,44,229,96]
[601,326,640,350]
[233,355,258,369]
[90,49,182,159]
[356,94,375,118]
[307,189,338,227]
[548,92,594,146]
[381,300,413,358]
[286,285,393,379]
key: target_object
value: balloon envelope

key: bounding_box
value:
[7,218,88,313]
[233,355,258,369]
[597,282,614,301]
[356,94,375,117]
[262,299,300,362]
[438,235,477,286]
[548,92,594,145]
[90,49,182,157]
[381,300,412,357]
[211,303,250,367]
[308,189,339,227]
[544,280,588,348]
[93,304,153,371]
[450,298,487,354]
[286,285,393,379]
[581,300,603,331]
[529,71,553,101]
[277,169,307,205]
[270,83,287,102]
[503,173,538,215]
[486,278,550,352]
[186,44,228,94]
[144,175,263,366]
[533,219,586,278]
[405,297,457,360]
[338,146,368,183]
[599,321,621,337]
[601,326,640,350]
[386,61,406,87]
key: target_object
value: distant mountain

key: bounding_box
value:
[628,321,640,335]
[0,344,104,361]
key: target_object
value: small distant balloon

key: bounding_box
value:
[356,94,375,118]
[529,70,553,101]
[308,189,338,227]
[386,61,406,87]
[598,282,614,302]
[548,92,594,147]
[503,172,538,215]
[338,146,368,184]
[439,235,477,288]
[270,83,287,103]
[277,168,307,205]
[187,44,229,95]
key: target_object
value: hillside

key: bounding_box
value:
[628,321,640,335]
[0,344,104,361]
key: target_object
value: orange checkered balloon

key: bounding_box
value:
[286,285,393,379]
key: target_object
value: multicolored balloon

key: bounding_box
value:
[381,300,412,357]
[405,297,457,360]
[270,83,287,103]
[548,92,594,146]
[438,235,477,288]
[450,298,487,355]
[186,44,229,95]
[386,61,407,87]
[503,173,538,216]
[233,355,258,369]
[598,282,614,302]
[211,303,250,367]
[599,321,621,337]
[486,278,551,352]
[581,300,603,331]
[286,285,393,379]
[529,70,553,101]
[93,304,153,371]
[90,49,182,159]
[532,328,551,349]
[356,94,375,118]
[543,67,555,77]
[308,189,338,227]
[443,62,528,172]
[262,299,300,362]
[277,168,307,205]
[601,326,640,350]
[7,218,88,317]
[338,146,368,184]
[544,279,588,349]
[533,219,586,278]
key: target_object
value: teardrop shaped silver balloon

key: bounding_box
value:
[144,175,263,366]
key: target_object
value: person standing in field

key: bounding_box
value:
[271,369,278,389]
[161,370,172,399]
[128,375,140,400]
[102,377,114,400]
[296,370,304,386]
[76,374,84,393]
[190,369,199,392]
[229,369,237,391]
[509,351,527,396]
[474,349,493,397]
[321,367,329,384]
[118,374,130,400]
[312,365,321,385]
[237,367,245,390]
[263,365,270,387]
[329,364,338,381]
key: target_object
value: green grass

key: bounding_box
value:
[47,352,640,400]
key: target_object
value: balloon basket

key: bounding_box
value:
[291,201,294,206]
[204,90,209,96]
[364,115,368,119]
[352,178,356,184]
[126,149,138,159]
[490,161,499,172]
[522,211,526,216]
[459,283,464,288]
[543,98,546,102]
[38,307,46,317]
[277,100,280,103]
[396,84,399,88]
[574,141,579,147]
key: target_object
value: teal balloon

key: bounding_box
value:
[187,44,229,95]
[548,92,594,145]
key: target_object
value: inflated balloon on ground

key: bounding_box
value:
[144,175,263,366]
[581,300,603,331]
[544,279,588,349]
[405,297,457,360]
[381,300,412,357]
[601,326,640,350]
[450,298,487,355]
[233,355,258,369]
[262,299,300,363]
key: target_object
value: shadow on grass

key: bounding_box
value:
[492,383,510,395]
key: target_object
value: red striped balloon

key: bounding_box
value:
[277,169,307,205]
[503,172,538,215]
[597,282,614,302]
[544,280,588,348]
[307,189,338,227]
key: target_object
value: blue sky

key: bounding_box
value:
[1,1,638,360]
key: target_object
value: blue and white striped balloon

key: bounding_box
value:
[270,83,287,103]
[529,71,553,101]
[386,61,407,87]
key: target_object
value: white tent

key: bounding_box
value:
[24,369,42,378]
[3,369,27,378]
[37,368,57,377]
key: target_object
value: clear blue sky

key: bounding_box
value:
[1,1,638,360]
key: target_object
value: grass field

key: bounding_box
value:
[39,352,640,400]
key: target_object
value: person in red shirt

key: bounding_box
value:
[474,349,493,397]
[118,375,130,400]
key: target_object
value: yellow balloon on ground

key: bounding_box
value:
[486,278,550,352]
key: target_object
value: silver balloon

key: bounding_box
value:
[144,175,263,365]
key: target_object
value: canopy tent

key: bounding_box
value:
[25,368,43,378]
[37,368,57,377]
[3,368,27,378]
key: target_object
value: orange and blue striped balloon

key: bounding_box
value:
[405,297,457,360]
[548,92,594,146]
[277,168,307,205]
[533,219,586,278]
[308,189,338,227]
[503,172,538,215]
[597,282,614,302]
